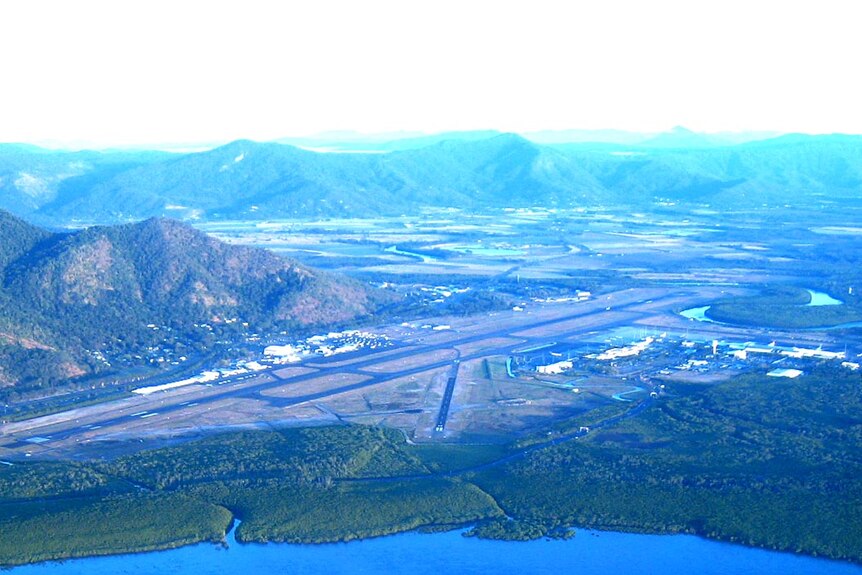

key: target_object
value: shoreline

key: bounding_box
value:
[7,520,862,573]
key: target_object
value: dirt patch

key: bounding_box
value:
[0,332,55,351]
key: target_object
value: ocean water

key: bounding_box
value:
[11,527,862,575]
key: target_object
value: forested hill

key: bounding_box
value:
[2,132,862,224]
[0,211,382,394]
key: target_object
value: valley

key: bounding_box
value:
[3,202,861,459]
[5,2,862,571]
[2,138,862,569]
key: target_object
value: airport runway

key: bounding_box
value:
[433,356,461,433]
[0,287,767,456]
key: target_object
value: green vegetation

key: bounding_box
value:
[0,212,387,400]
[437,290,513,316]
[3,368,862,566]
[471,368,862,561]
[407,442,511,473]
[0,426,500,566]
[212,479,501,543]
[707,286,862,328]
[0,494,231,567]
[464,518,575,541]
[0,461,115,501]
[108,426,429,489]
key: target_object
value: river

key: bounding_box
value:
[679,289,849,328]
[10,525,862,575]
[679,305,720,323]
[806,289,843,306]
[384,245,435,262]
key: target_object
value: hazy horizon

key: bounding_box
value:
[2,125,849,153]
[2,1,860,149]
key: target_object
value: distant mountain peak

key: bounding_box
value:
[2,133,862,224]
[0,209,52,272]
[639,127,723,149]
[0,208,25,225]
[491,132,534,144]
[441,132,537,153]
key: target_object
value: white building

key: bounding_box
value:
[263,344,304,363]
[132,370,220,395]
[537,360,573,375]
[780,347,845,360]
[596,337,654,361]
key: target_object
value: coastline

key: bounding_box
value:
[7,521,862,574]
[4,370,862,569]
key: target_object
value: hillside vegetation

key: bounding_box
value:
[0,211,385,397]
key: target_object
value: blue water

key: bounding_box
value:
[680,305,722,323]
[807,289,843,307]
[681,289,856,330]
[11,527,862,575]
[383,245,435,262]
[449,245,524,256]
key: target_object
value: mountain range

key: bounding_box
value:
[3,131,862,225]
[0,211,382,395]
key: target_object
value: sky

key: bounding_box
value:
[1,0,860,149]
